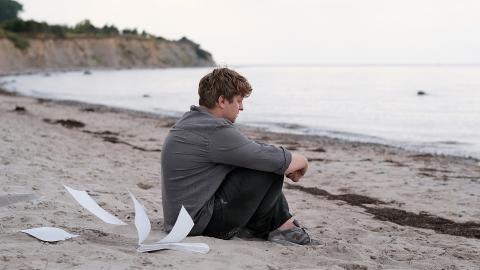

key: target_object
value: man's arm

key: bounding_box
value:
[209,127,292,175]
[285,153,308,182]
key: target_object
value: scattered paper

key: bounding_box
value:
[63,186,209,253]
[157,206,194,244]
[137,242,210,254]
[64,185,127,225]
[129,191,151,245]
[22,227,79,242]
[136,205,209,254]
[0,193,39,207]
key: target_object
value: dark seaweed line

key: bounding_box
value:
[285,184,480,239]
[42,118,162,152]
[88,133,162,152]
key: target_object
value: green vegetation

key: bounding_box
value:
[1,18,154,39]
[0,0,155,40]
[0,0,22,23]
[178,36,212,60]
[6,31,29,50]
[0,0,212,60]
[2,19,67,38]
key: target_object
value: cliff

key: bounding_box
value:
[0,36,215,75]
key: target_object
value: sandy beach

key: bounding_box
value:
[1,91,480,270]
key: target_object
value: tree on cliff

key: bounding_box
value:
[73,19,98,34]
[0,0,23,22]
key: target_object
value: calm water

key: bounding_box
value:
[2,66,480,158]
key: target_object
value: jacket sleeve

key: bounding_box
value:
[208,126,292,175]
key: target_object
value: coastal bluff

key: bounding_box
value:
[0,36,215,75]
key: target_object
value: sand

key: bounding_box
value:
[1,92,480,270]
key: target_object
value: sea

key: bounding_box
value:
[2,65,480,159]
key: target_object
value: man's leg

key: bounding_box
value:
[202,168,292,240]
[244,180,292,235]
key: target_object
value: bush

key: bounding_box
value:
[2,19,67,38]
[72,19,97,34]
[6,31,29,50]
[122,28,138,36]
[178,37,212,60]
[100,24,119,35]
[196,47,212,60]
[0,0,23,23]
[0,17,158,40]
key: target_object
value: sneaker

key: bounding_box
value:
[267,220,320,246]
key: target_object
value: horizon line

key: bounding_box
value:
[228,63,480,68]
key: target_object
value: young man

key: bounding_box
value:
[161,68,317,245]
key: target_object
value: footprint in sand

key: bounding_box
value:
[137,182,154,190]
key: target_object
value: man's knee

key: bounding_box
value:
[228,168,284,185]
[221,168,284,197]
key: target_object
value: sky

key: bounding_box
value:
[16,0,480,65]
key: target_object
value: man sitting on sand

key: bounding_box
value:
[161,68,318,245]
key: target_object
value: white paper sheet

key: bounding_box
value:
[22,227,79,242]
[129,191,151,245]
[63,186,209,254]
[133,204,209,254]
[137,242,210,254]
[157,206,194,244]
[64,185,127,225]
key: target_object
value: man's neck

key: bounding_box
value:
[201,105,223,119]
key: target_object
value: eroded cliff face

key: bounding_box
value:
[0,36,215,74]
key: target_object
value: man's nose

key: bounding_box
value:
[239,104,243,111]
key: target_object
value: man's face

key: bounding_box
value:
[222,95,244,123]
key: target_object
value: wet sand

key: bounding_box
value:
[1,91,480,269]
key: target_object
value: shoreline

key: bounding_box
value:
[1,89,480,269]
[0,65,218,78]
[2,82,479,162]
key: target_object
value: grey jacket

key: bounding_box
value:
[161,106,292,235]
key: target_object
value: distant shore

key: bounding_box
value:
[0,36,215,76]
[0,65,196,77]
[1,90,479,269]
[0,67,121,77]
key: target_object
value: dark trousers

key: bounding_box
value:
[202,168,292,240]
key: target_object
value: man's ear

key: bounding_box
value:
[217,95,226,109]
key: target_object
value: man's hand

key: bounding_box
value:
[285,153,308,182]
[286,170,304,182]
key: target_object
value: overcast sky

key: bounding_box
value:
[17,0,480,65]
